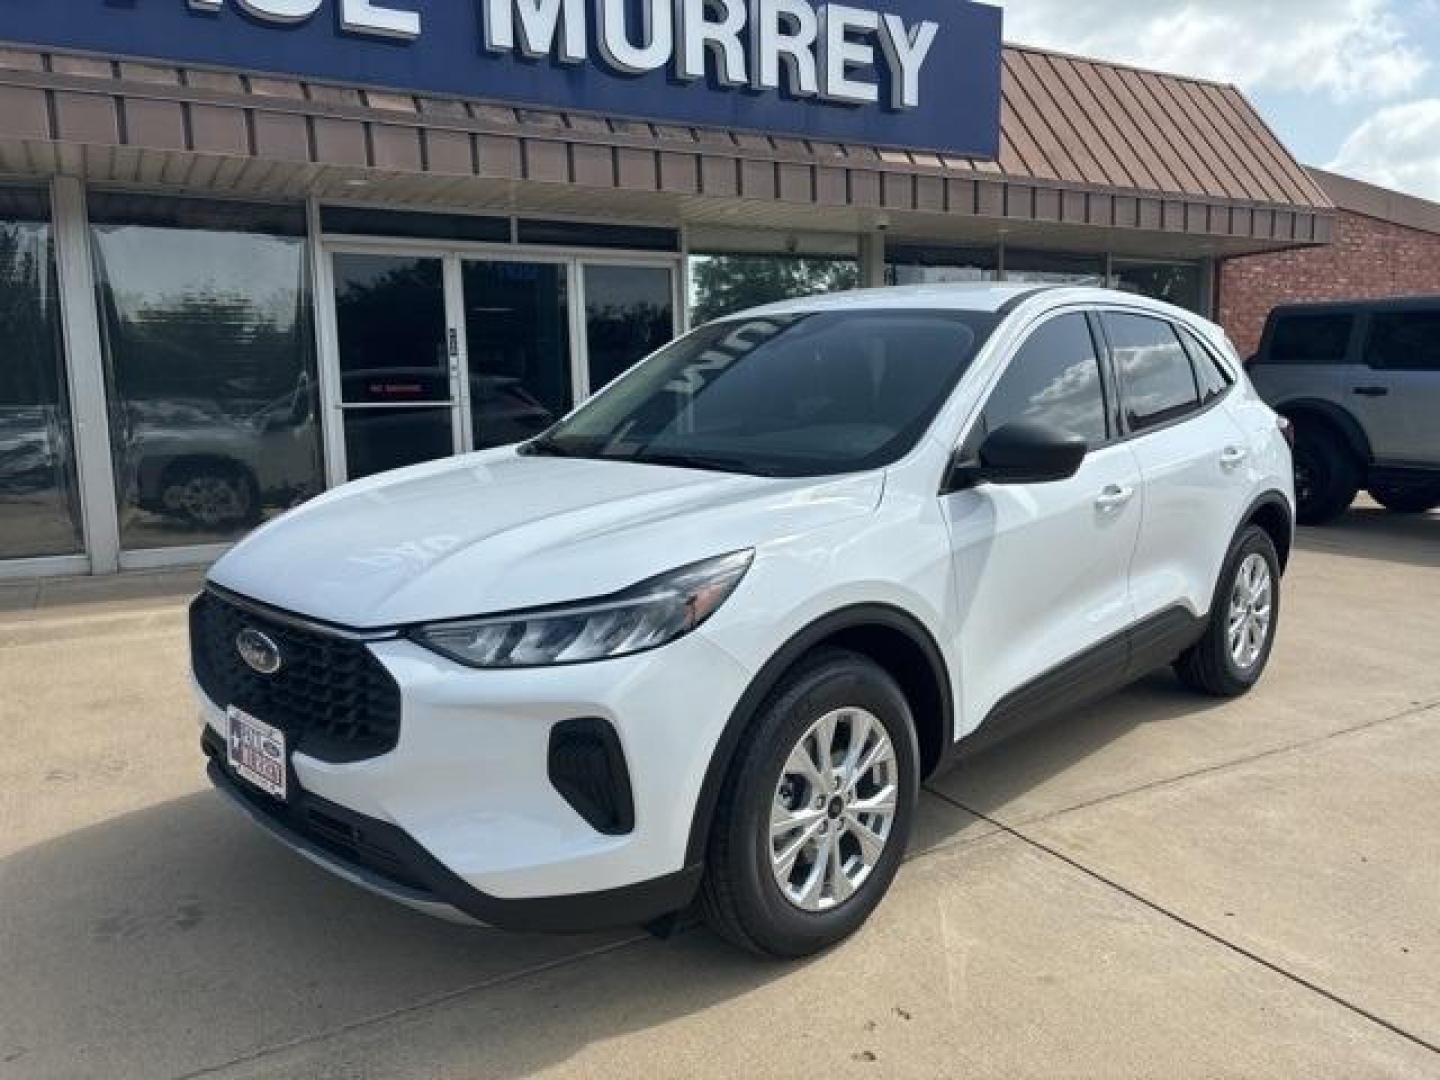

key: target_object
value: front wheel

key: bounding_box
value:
[700,649,919,958]
[1175,526,1281,698]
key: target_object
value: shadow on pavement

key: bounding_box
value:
[932,668,1228,822]
[0,789,794,1077]
[2,668,1231,1077]
[1,669,1212,1078]
[1296,505,1439,569]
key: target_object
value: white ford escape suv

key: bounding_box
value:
[192,284,1294,958]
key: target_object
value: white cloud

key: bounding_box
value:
[1329,99,1440,199]
[993,0,1427,102]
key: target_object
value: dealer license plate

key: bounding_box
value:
[226,705,287,801]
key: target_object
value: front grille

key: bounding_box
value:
[190,589,401,763]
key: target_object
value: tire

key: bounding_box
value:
[1175,526,1281,698]
[159,460,259,529]
[1369,483,1440,515]
[1292,426,1361,525]
[699,648,920,959]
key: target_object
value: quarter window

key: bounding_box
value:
[982,313,1108,446]
[1180,327,1233,404]
[1363,311,1440,372]
[1104,313,1200,432]
[1266,313,1354,366]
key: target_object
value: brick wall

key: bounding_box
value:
[1218,210,1440,358]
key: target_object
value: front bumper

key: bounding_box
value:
[196,624,755,928]
[202,729,701,931]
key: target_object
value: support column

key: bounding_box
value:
[858,230,886,288]
[51,176,120,575]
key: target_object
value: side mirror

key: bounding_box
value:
[946,421,1088,492]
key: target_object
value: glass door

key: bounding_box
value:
[459,259,572,449]
[322,245,681,483]
[580,262,678,393]
[330,251,462,481]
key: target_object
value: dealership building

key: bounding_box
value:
[0,0,1343,578]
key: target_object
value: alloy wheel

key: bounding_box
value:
[769,708,899,912]
[1227,553,1274,671]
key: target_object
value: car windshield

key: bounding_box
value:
[525,309,998,477]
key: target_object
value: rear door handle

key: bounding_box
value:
[1220,446,1249,470]
[1095,484,1135,512]
[1353,386,1390,398]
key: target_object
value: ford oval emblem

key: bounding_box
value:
[236,627,283,676]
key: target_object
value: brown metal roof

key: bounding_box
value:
[1308,166,1440,236]
[0,41,1333,252]
[990,46,1330,208]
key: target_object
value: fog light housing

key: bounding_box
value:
[548,717,635,836]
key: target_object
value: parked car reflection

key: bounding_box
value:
[120,378,322,532]
[118,370,556,532]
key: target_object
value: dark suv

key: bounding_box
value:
[1249,297,1440,523]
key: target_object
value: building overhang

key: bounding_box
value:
[0,43,1335,262]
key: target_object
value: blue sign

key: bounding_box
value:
[0,0,1002,157]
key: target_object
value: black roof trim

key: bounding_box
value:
[996,286,1059,317]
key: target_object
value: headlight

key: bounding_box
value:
[411,550,754,668]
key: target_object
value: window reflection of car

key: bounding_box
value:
[0,407,71,495]
[126,383,320,530]
[128,370,554,529]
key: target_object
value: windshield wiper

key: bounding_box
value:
[521,435,579,458]
[627,450,775,477]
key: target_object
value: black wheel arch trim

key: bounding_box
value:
[684,603,954,867]
[1238,489,1295,572]
[1275,398,1373,465]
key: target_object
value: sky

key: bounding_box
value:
[989,0,1440,201]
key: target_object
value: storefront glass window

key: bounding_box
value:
[1003,250,1106,286]
[90,195,323,550]
[887,245,998,286]
[1111,260,1205,313]
[0,188,83,560]
[331,252,456,480]
[688,254,859,325]
[584,264,675,391]
[463,260,571,448]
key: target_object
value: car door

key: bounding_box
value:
[1102,311,1253,626]
[1247,308,1359,417]
[1354,308,1440,465]
[944,310,1144,731]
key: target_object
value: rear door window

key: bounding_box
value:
[1265,313,1354,366]
[1103,313,1201,433]
[1363,310,1440,372]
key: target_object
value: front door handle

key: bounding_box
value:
[1095,484,1136,513]
[1353,386,1390,398]
[1220,446,1249,470]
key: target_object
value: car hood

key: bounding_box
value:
[208,448,884,628]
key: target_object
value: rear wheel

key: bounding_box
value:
[1175,526,1281,698]
[1369,483,1440,515]
[700,649,919,958]
[1292,426,1361,525]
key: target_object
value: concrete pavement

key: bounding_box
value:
[1,506,1437,1078]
